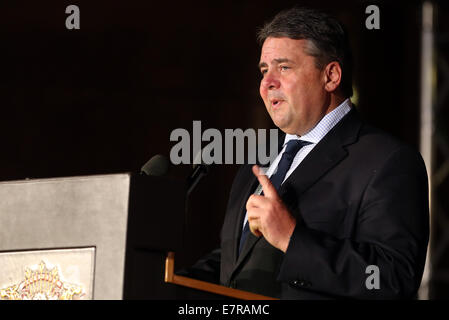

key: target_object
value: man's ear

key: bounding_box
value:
[323,61,342,93]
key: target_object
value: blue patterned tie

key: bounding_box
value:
[238,139,310,255]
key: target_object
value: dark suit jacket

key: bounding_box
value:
[182,108,429,299]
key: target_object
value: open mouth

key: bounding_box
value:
[271,99,283,109]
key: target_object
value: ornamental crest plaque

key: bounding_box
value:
[0,261,84,300]
[0,248,94,300]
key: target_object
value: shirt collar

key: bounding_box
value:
[283,98,352,146]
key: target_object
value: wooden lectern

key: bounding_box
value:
[0,173,274,300]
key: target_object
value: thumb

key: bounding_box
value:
[252,165,279,199]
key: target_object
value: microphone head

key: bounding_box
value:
[141,154,170,176]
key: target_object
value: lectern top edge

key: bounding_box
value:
[0,172,133,185]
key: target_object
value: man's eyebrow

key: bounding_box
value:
[274,58,292,64]
[258,58,293,69]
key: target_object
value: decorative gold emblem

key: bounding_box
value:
[0,261,84,300]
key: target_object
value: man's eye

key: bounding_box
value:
[260,69,267,76]
[280,66,290,71]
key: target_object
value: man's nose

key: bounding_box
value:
[261,71,281,90]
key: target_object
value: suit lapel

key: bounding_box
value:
[279,109,361,204]
[231,168,258,262]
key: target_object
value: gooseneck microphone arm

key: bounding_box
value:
[186,163,210,196]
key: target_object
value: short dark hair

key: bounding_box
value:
[257,7,353,97]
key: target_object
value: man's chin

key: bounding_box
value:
[271,115,287,129]
[274,122,301,136]
[274,122,293,134]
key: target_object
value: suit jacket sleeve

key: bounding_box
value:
[277,145,429,299]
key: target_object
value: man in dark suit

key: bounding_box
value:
[180,7,429,299]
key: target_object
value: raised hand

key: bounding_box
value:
[246,165,297,252]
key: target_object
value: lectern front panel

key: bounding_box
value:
[0,174,131,299]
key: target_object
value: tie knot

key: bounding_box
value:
[283,139,310,158]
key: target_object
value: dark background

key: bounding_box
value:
[1,0,447,298]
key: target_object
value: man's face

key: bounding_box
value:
[259,37,331,136]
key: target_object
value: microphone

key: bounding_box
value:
[140,152,211,196]
[140,154,170,176]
